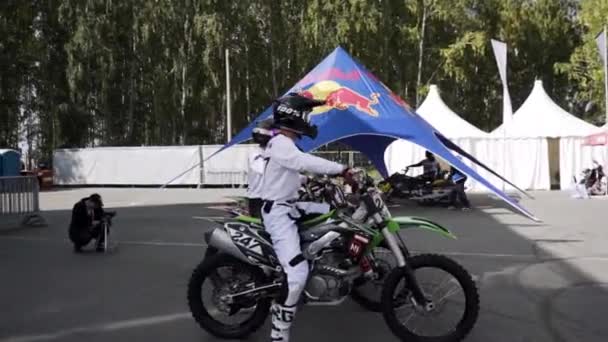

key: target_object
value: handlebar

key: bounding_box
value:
[302,168,376,197]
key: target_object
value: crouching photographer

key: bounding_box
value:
[68,193,116,253]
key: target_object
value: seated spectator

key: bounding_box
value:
[407,151,440,182]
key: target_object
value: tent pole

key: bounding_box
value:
[161,162,201,188]
[502,134,507,192]
[198,145,204,189]
[226,48,232,143]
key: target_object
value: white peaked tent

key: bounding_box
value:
[385,85,498,191]
[493,80,599,137]
[416,85,489,138]
[492,80,602,190]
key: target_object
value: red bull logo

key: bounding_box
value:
[298,80,380,117]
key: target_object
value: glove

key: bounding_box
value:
[341,167,353,178]
[341,167,360,193]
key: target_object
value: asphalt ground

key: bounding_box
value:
[1,191,608,342]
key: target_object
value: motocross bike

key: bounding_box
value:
[379,167,456,206]
[188,171,479,341]
[217,174,409,312]
[378,166,420,199]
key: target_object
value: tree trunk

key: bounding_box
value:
[245,44,251,120]
[180,16,190,145]
[180,63,187,144]
[269,1,278,97]
[126,5,136,144]
[383,0,391,81]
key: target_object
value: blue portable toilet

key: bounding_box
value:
[0,149,21,177]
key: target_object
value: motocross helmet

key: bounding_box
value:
[271,93,325,139]
[251,118,274,147]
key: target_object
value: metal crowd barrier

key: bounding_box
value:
[200,170,248,188]
[312,151,374,168]
[0,176,46,227]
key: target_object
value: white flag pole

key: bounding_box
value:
[491,39,512,191]
[491,39,513,123]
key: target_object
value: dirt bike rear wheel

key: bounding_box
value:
[187,254,272,339]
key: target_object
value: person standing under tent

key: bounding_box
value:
[246,119,274,218]
[587,161,606,196]
[261,93,351,342]
[447,156,471,211]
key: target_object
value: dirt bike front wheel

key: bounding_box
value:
[381,254,479,342]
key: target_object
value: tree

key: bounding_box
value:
[556,0,608,124]
[0,0,599,162]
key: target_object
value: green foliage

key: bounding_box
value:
[1,0,606,162]
[556,0,608,125]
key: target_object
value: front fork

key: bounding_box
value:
[381,228,430,307]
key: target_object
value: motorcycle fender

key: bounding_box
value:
[391,216,457,239]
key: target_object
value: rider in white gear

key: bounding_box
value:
[261,93,349,342]
[247,119,274,218]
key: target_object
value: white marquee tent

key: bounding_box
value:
[492,80,600,137]
[414,85,490,139]
[492,80,602,190]
[385,85,502,191]
[385,81,602,192]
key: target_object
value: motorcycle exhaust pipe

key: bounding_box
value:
[206,228,254,265]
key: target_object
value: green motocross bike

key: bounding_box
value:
[188,171,479,341]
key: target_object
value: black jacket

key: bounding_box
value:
[69,198,103,234]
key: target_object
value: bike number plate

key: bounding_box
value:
[348,234,369,260]
[225,223,264,254]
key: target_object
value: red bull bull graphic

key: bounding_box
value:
[298,80,380,117]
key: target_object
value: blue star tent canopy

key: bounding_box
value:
[202,47,538,221]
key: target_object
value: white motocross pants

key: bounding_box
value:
[262,201,329,306]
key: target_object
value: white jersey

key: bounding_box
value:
[262,134,344,202]
[246,146,266,199]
